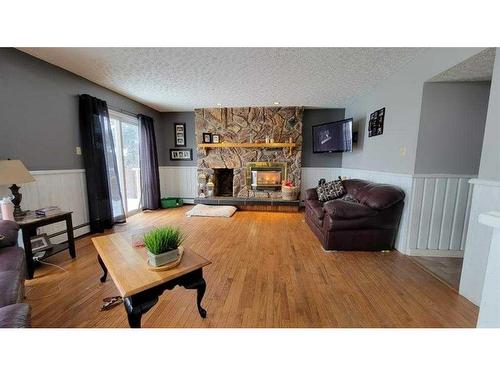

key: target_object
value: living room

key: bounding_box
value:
[1,2,499,374]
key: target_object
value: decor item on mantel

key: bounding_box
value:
[0,160,35,220]
[195,107,303,199]
[202,132,212,143]
[143,226,185,268]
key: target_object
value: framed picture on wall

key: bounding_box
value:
[368,107,385,137]
[212,134,220,143]
[174,123,186,146]
[202,132,212,143]
[170,148,193,161]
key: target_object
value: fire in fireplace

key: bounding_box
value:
[246,162,287,191]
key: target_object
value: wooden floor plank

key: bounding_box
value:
[25,206,478,328]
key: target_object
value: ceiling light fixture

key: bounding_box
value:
[216,103,222,106]
[273,101,280,105]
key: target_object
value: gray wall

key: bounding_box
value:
[0,48,162,170]
[159,112,196,166]
[414,82,490,175]
[344,48,486,174]
[158,108,345,167]
[479,48,500,181]
[301,108,345,167]
[460,48,500,306]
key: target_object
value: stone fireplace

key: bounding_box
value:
[196,107,303,198]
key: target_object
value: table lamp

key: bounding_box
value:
[0,160,35,220]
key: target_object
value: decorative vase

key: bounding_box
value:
[147,247,180,267]
[207,177,215,197]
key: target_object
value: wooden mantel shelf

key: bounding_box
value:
[197,142,296,149]
[198,142,296,156]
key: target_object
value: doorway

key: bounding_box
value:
[109,110,141,216]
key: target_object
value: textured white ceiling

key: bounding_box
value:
[429,48,496,82]
[19,48,427,112]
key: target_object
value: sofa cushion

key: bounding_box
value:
[323,200,377,219]
[316,180,346,202]
[0,303,31,328]
[356,184,405,210]
[0,220,19,248]
[339,194,359,203]
[0,246,24,272]
[0,271,23,307]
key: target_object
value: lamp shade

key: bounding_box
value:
[0,160,35,186]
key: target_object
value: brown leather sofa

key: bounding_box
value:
[305,179,405,251]
[0,220,31,328]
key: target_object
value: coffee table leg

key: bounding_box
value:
[182,271,207,318]
[124,295,159,328]
[195,278,207,318]
[125,301,142,328]
[97,255,107,282]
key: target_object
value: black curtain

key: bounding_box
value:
[79,94,126,232]
[138,114,161,210]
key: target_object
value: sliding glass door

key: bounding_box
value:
[109,110,141,215]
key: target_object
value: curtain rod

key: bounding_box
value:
[108,105,139,118]
[78,94,140,118]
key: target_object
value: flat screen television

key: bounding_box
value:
[312,118,353,153]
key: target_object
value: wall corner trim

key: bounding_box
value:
[469,178,500,187]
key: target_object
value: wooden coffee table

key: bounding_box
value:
[91,233,211,328]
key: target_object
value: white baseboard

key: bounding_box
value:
[407,249,464,258]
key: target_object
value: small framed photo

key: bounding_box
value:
[212,134,220,143]
[202,133,212,143]
[170,148,193,160]
[174,123,186,147]
[30,234,52,253]
[368,107,385,137]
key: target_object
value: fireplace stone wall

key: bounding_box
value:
[195,107,303,198]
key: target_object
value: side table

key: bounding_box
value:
[16,211,76,279]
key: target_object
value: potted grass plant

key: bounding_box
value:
[143,226,185,267]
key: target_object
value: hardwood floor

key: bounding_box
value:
[411,256,463,291]
[25,206,478,328]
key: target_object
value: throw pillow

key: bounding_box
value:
[316,180,346,202]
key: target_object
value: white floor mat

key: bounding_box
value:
[186,204,237,218]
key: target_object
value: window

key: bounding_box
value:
[109,110,141,215]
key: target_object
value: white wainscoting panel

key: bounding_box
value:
[159,166,198,201]
[460,179,500,305]
[300,167,341,200]
[0,169,90,243]
[337,168,414,252]
[407,175,475,256]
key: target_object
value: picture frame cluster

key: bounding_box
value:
[170,122,192,160]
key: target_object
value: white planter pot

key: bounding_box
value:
[147,248,180,267]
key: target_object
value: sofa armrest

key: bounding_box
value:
[305,188,319,201]
[323,200,377,219]
[0,220,20,248]
[0,303,31,328]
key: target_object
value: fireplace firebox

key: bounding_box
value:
[213,168,234,197]
[246,162,287,191]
